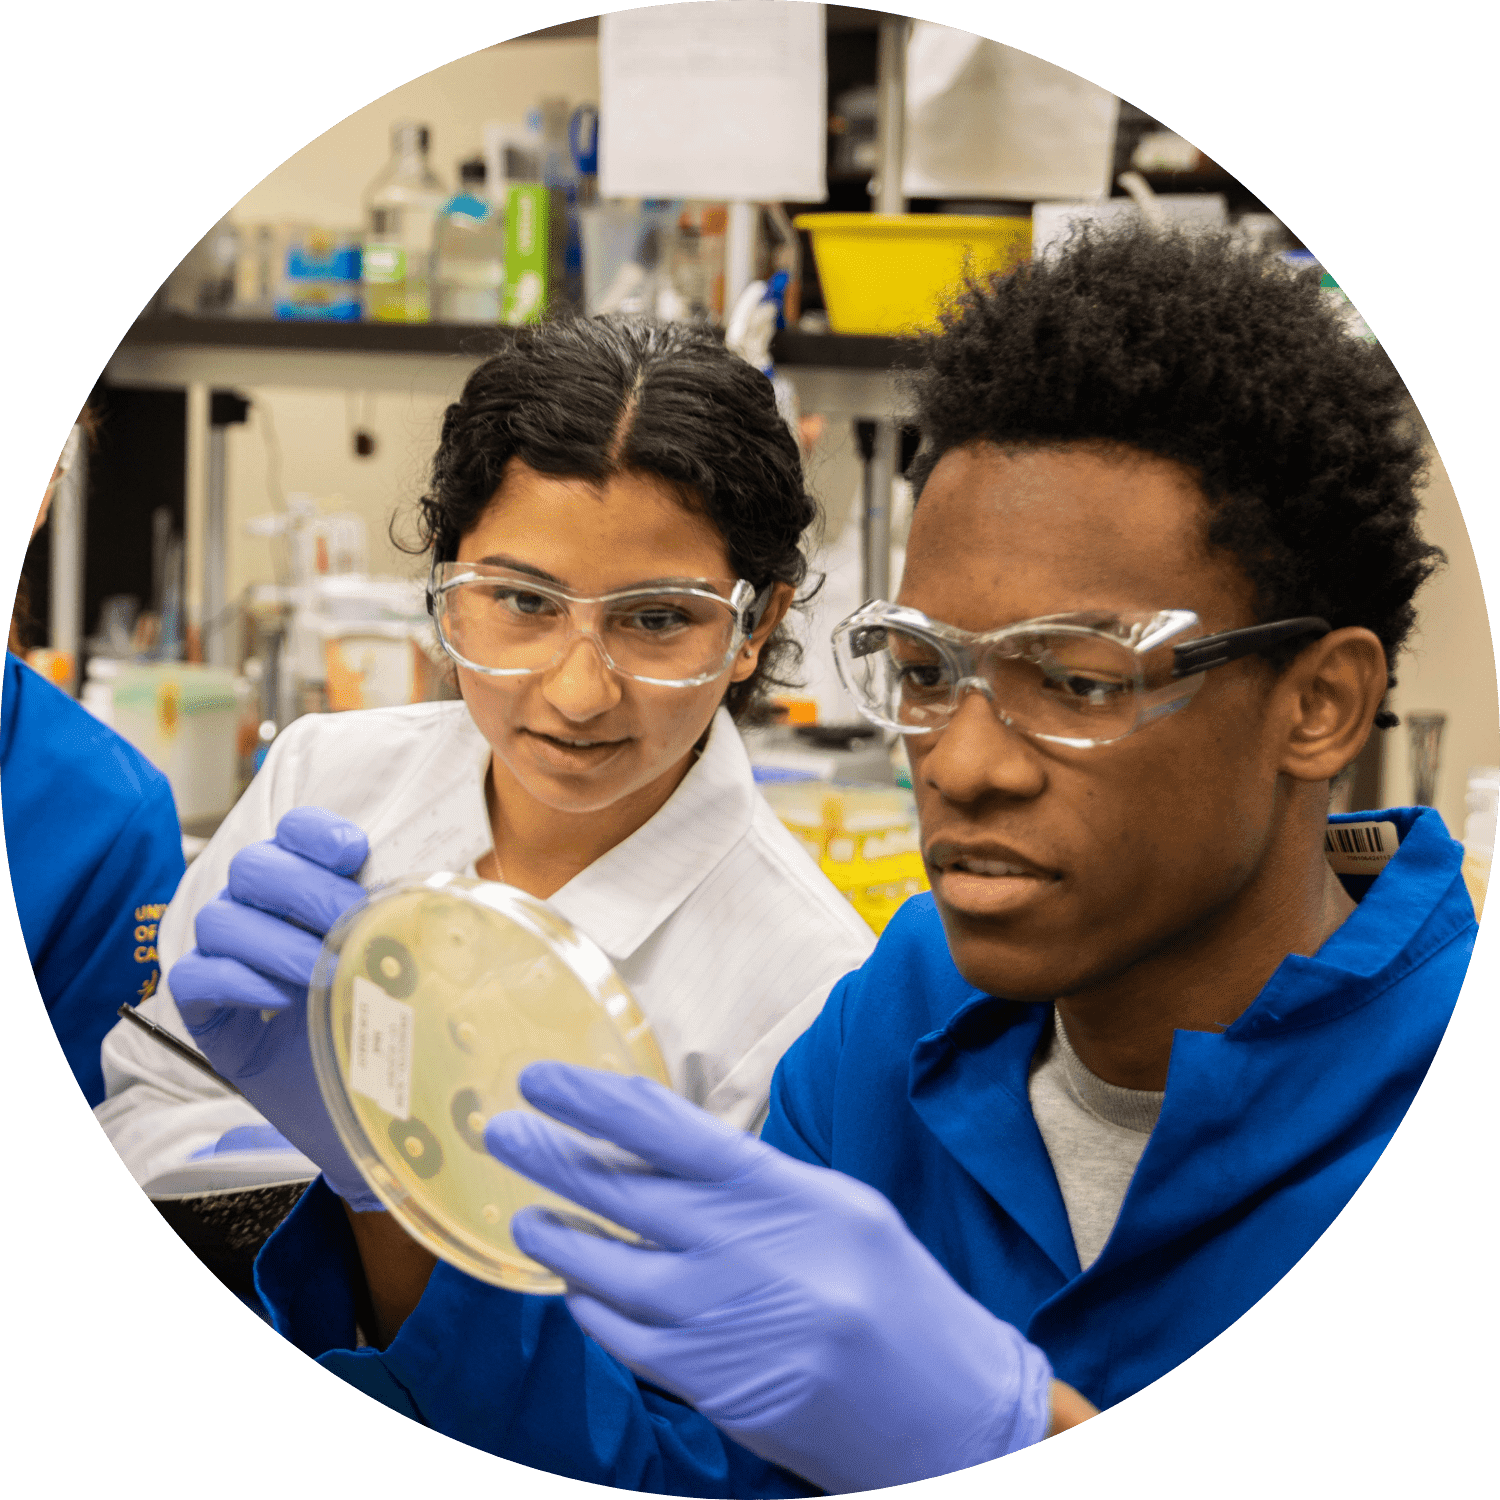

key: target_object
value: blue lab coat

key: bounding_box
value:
[256,805,1473,1492]
[2,652,186,1105]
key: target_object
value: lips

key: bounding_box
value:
[521,727,631,769]
[924,838,1060,918]
[532,731,624,750]
[925,839,1056,880]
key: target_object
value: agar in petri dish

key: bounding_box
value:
[308,873,670,1293]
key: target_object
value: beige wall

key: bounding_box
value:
[1383,441,1499,838]
[232,38,600,229]
[223,385,456,600]
[218,37,600,600]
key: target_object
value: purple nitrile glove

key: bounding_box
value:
[189,1124,299,1160]
[169,807,382,1210]
[484,1062,1055,1495]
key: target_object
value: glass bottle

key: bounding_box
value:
[362,123,447,323]
[433,159,506,323]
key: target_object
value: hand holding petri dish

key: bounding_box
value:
[307,873,670,1293]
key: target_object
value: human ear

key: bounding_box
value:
[1276,627,1390,782]
[729,583,796,684]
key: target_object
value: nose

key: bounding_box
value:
[540,632,624,721]
[915,687,1047,806]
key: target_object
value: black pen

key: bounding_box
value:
[115,1003,247,1099]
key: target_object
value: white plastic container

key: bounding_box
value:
[323,627,422,711]
[80,655,123,728]
[110,664,239,822]
[286,573,434,703]
[1462,766,1499,919]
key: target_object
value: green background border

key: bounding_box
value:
[2,2,1488,1488]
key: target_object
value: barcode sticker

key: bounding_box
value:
[1324,819,1400,876]
[349,976,414,1121]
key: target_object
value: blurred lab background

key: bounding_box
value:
[15,6,1497,928]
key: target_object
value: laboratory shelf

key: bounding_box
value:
[119,314,511,357]
[110,317,918,418]
[770,329,922,369]
[120,315,920,369]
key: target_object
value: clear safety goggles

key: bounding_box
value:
[429,561,773,688]
[832,601,1331,749]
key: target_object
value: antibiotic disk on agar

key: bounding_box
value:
[308,873,670,1293]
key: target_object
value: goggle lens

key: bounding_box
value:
[435,571,746,686]
[850,623,1145,740]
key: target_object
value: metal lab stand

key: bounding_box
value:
[770,331,920,606]
[105,319,487,672]
[48,423,88,694]
[779,11,912,605]
[857,12,908,604]
[854,420,897,604]
[204,392,249,666]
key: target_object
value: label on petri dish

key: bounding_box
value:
[350,975,415,1120]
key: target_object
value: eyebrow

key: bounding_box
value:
[472,555,729,594]
[475,554,565,585]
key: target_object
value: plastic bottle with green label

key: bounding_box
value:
[363,123,448,323]
[504,184,550,325]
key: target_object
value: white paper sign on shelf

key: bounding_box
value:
[903,23,1120,202]
[599,2,827,202]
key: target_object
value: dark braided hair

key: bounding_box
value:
[908,222,1443,728]
[406,317,817,720]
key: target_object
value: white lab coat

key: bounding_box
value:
[96,702,876,1197]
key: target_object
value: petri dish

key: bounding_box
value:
[308,872,670,1293]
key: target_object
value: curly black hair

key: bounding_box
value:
[907,221,1442,728]
[406,317,817,720]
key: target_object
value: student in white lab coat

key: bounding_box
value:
[96,319,876,1227]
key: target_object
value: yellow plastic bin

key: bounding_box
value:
[760,780,929,934]
[794,213,1031,335]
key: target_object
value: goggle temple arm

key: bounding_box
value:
[741,583,777,639]
[425,557,447,618]
[1171,617,1332,679]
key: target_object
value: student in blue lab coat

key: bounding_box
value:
[4,430,185,1105]
[181,225,1472,1494]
